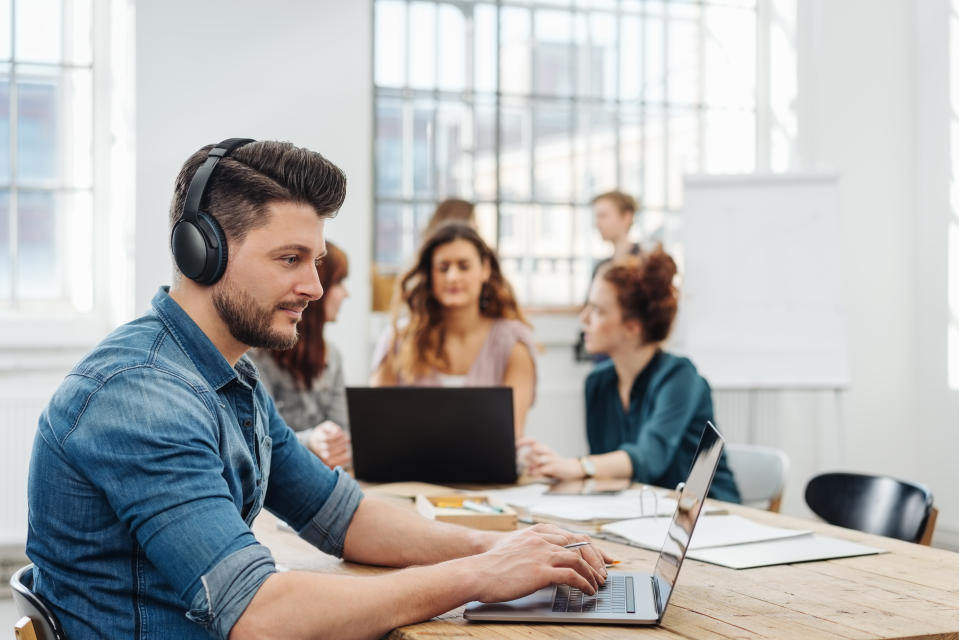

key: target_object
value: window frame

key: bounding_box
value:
[0,0,133,349]
[372,0,783,310]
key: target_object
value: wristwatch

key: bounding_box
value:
[578,456,596,479]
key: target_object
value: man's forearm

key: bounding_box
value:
[230,557,480,640]
[342,496,499,566]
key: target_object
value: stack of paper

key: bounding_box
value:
[600,514,884,569]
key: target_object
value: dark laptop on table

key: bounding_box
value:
[464,421,726,625]
[346,386,517,484]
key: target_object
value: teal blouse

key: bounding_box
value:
[585,351,741,503]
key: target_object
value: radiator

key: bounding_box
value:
[0,377,60,547]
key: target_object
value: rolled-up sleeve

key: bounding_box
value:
[260,386,363,556]
[186,544,276,640]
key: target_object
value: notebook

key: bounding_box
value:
[347,386,517,484]
[464,421,726,625]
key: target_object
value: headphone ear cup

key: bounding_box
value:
[195,212,228,285]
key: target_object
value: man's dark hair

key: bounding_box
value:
[169,140,347,247]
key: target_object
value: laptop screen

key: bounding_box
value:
[651,421,725,613]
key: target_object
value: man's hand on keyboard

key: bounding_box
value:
[465,523,614,604]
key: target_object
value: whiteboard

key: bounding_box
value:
[679,174,849,389]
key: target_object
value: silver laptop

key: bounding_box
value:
[464,421,725,625]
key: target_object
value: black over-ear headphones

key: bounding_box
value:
[171,138,256,285]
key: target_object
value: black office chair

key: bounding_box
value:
[9,564,68,640]
[805,472,938,545]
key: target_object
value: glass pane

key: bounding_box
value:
[533,100,572,202]
[667,15,700,105]
[63,0,93,65]
[62,67,93,189]
[435,101,473,199]
[666,108,699,209]
[15,0,61,63]
[62,189,93,311]
[474,201,498,247]
[0,0,10,61]
[474,4,497,93]
[643,12,665,102]
[413,202,434,241]
[577,103,617,202]
[644,107,665,209]
[17,68,58,186]
[532,205,572,258]
[500,7,530,95]
[375,99,403,197]
[474,100,496,201]
[17,189,59,300]
[619,108,643,199]
[497,203,530,261]
[499,98,531,201]
[409,2,436,90]
[582,12,616,100]
[437,4,466,91]
[528,256,574,305]
[0,70,9,183]
[619,15,640,100]
[534,10,573,97]
[0,189,8,301]
[412,100,435,196]
[704,6,756,108]
[704,109,754,173]
[374,202,403,267]
[638,207,666,246]
[375,0,406,87]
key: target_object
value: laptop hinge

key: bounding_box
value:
[650,575,662,617]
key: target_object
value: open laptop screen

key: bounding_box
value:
[652,421,725,613]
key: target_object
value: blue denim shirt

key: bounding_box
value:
[27,287,364,639]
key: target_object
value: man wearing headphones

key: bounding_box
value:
[25,139,611,640]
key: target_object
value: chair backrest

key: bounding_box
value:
[724,443,790,512]
[804,472,935,544]
[9,565,68,640]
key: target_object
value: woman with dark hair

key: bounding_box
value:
[254,241,352,469]
[371,222,537,437]
[519,248,740,502]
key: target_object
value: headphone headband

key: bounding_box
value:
[181,138,256,224]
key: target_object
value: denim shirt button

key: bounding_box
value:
[243,419,252,427]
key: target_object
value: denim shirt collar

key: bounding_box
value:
[151,286,257,391]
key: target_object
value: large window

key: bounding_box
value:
[374,0,785,307]
[0,0,132,345]
[0,0,95,311]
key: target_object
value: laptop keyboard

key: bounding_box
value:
[551,575,635,614]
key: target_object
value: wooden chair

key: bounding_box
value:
[805,472,938,545]
[9,564,67,640]
[725,443,790,512]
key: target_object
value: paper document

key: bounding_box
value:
[482,485,723,523]
[687,534,884,569]
[601,514,812,550]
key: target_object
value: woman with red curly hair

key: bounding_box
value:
[521,248,740,502]
[371,222,536,437]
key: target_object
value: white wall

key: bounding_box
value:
[135,0,373,380]
[915,0,959,550]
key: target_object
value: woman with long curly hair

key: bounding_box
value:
[253,240,353,469]
[371,222,536,437]
[519,248,740,502]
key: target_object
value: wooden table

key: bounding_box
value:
[252,495,959,640]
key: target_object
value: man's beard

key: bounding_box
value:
[212,277,305,350]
